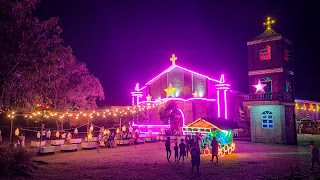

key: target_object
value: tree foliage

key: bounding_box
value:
[0,0,105,114]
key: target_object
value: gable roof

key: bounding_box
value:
[250,28,281,42]
[186,118,221,130]
[143,65,222,88]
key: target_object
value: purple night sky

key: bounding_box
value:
[34,0,319,106]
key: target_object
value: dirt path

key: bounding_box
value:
[28,140,320,180]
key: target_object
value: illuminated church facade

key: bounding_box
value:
[130,17,314,144]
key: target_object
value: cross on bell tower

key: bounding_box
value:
[263,17,275,30]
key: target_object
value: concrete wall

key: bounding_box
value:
[250,105,285,143]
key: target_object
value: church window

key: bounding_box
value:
[286,81,292,92]
[260,45,271,60]
[261,77,272,93]
[262,111,273,129]
[284,48,290,61]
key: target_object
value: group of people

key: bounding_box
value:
[165,137,201,175]
[164,135,220,176]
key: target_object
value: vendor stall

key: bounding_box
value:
[182,118,235,157]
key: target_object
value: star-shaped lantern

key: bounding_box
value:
[192,90,199,98]
[252,80,267,93]
[146,94,152,101]
[164,82,176,98]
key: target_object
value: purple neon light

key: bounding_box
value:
[217,90,220,117]
[216,87,230,90]
[138,97,216,105]
[131,92,143,94]
[145,65,222,86]
[215,84,230,86]
[224,89,227,119]
[177,108,185,126]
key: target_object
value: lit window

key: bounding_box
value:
[286,81,292,92]
[262,111,273,129]
[261,77,272,93]
[260,45,271,60]
[284,48,290,61]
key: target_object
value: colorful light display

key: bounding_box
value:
[182,118,235,157]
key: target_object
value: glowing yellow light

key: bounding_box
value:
[116,128,120,134]
[146,94,152,101]
[164,82,176,98]
[15,128,19,136]
[88,133,92,140]
[90,125,94,131]
[122,125,126,132]
[263,17,275,30]
[56,131,60,138]
[170,54,177,65]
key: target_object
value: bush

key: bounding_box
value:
[0,147,35,177]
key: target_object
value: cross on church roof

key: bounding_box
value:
[263,17,275,30]
[170,54,177,65]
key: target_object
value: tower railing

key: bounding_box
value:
[242,92,287,101]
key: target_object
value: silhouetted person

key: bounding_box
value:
[174,142,179,161]
[210,137,219,163]
[190,142,200,176]
[185,136,190,157]
[310,141,320,169]
[178,139,186,163]
[165,137,171,162]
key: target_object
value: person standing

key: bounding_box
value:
[185,136,190,157]
[310,141,320,169]
[178,139,186,163]
[210,137,219,163]
[165,137,171,162]
[174,142,179,161]
[190,142,200,176]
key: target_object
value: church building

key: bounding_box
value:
[131,17,299,144]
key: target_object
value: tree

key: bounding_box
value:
[0,0,105,130]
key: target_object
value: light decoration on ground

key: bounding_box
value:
[252,80,267,93]
[164,82,176,98]
[88,133,92,140]
[15,128,19,136]
[182,118,235,157]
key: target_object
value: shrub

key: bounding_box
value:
[0,147,35,177]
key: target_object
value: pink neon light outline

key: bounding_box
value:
[216,87,230,90]
[224,89,227,119]
[131,92,143,94]
[145,65,222,86]
[215,84,230,86]
[145,65,175,85]
[138,97,216,105]
[177,108,185,126]
[217,90,220,117]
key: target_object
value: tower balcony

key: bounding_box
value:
[242,92,293,102]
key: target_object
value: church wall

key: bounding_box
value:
[248,40,282,71]
[193,74,207,98]
[249,72,284,94]
[147,72,167,100]
[168,68,185,98]
[250,105,284,143]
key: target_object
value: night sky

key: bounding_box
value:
[34,0,319,106]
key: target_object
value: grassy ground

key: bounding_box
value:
[1,134,319,179]
[6,134,313,180]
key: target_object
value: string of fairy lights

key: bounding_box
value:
[6,99,168,120]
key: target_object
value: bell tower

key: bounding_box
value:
[244,17,297,144]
